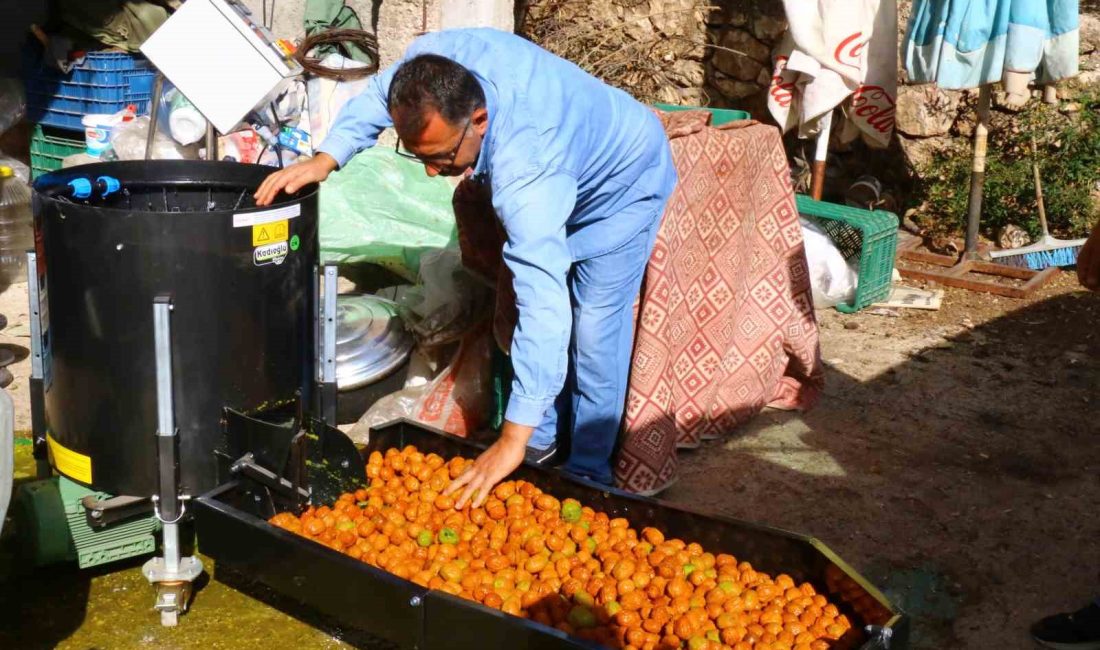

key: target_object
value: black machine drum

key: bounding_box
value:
[32,161,318,497]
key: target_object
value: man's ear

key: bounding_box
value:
[472,107,489,137]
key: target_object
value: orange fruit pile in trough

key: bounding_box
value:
[269,445,854,650]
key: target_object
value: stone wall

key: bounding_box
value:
[241,0,456,69]
[524,0,1100,203]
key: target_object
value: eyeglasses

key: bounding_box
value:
[394,120,471,171]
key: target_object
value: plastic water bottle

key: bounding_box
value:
[0,387,12,537]
[0,166,32,286]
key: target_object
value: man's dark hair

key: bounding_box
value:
[387,54,486,135]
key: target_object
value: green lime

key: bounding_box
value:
[574,591,595,608]
[560,501,582,523]
[567,605,597,629]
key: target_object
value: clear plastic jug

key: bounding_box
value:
[0,387,13,536]
[0,165,32,288]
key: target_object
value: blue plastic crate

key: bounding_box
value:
[28,98,152,131]
[25,78,128,102]
[28,92,149,115]
[23,48,156,132]
[80,51,153,72]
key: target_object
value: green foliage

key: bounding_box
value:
[916,92,1100,240]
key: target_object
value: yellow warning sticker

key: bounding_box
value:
[47,433,92,484]
[252,219,289,246]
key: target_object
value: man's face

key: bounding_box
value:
[393,107,488,177]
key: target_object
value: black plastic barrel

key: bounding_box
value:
[32,161,319,497]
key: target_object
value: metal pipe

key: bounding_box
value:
[964,85,991,258]
[810,110,832,201]
[205,123,218,162]
[145,74,164,161]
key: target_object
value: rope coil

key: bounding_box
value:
[295,29,381,81]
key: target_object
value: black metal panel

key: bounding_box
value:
[421,591,597,650]
[195,419,908,649]
[32,161,318,497]
[194,481,425,649]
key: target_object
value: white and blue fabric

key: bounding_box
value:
[904,0,1080,88]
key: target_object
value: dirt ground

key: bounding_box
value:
[667,272,1100,649]
[1,270,1098,649]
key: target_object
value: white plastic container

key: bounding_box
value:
[82,113,116,157]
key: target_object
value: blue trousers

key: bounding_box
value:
[527,212,663,485]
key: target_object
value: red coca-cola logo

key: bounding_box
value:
[769,55,795,108]
[834,32,865,71]
[850,85,895,134]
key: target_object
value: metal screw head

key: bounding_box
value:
[116,243,124,251]
[409,596,421,607]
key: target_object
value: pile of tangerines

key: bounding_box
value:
[269,445,854,650]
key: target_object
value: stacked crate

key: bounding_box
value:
[24,51,156,179]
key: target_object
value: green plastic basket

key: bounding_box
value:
[30,124,84,179]
[795,194,898,313]
[652,103,751,127]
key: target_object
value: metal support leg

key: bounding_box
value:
[315,265,338,426]
[142,297,203,627]
[26,251,50,479]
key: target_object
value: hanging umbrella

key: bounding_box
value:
[767,0,897,198]
[902,0,1080,255]
[905,0,1079,100]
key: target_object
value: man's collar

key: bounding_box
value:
[471,72,497,180]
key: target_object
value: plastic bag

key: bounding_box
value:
[110,116,199,160]
[320,147,458,280]
[801,217,858,308]
[410,248,493,346]
[307,54,372,146]
[0,79,25,137]
[349,322,493,442]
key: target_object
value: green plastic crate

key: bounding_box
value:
[652,103,750,126]
[30,125,84,179]
[796,194,898,313]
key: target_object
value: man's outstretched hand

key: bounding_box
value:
[444,421,534,509]
[253,153,339,206]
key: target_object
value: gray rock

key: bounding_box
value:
[668,59,706,87]
[895,85,960,137]
[716,52,765,82]
[648,0,699,38]
[751,14,787,43]
[715,27,772,65]
[711,72,762,99]
[757,66,773,87]
[1080,13,1099,54]
[725,9,749,27]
